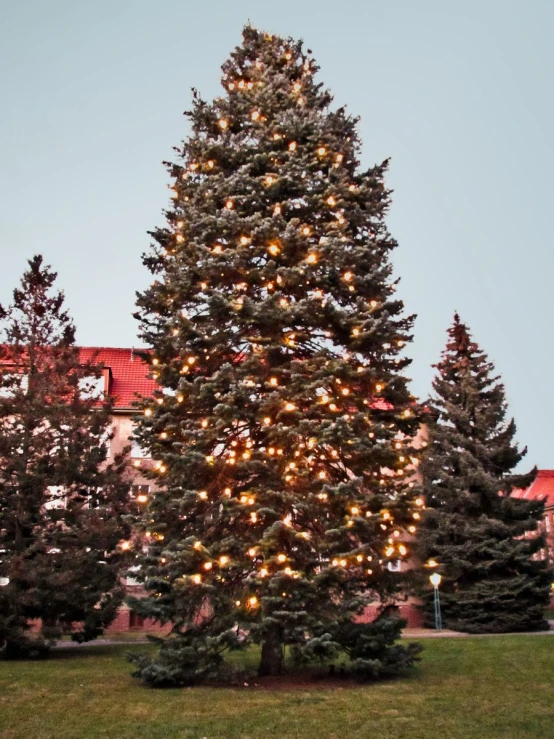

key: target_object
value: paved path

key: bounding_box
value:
[54,638,149,649]
[53,622,553,648]
[403,622,554,638]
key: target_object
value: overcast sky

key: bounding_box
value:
[1,0,552,468]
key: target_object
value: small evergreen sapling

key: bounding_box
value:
[131,26,422,683]
[416,314,551,633]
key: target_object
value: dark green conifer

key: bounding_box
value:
[131,26,422,684]
[416,314,551,633]
[0,256,132,657]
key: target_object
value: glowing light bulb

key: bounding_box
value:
[376,384,383,392]
[264,417,271,425]
[289,141,297,151]
[144,408,152,417]
[248,548,256,557]
[351,506,359,515]
[285,402,295,411]
[277,554,286,563]
[192,574,202,584]
[343,271,352,281]
[307,253,317,264]
[269,377,278,386]
[266,175,275,185]
[218,119,228,129]
[249,596,258,606]
[213,244,222,254]
[219,555,229,565]
[274,204,281,215]
[268,244,280,256]
[198,491,208,500]
[318,147,326,156]
[327,196,336,206]
[204,562,213,570]
[293,82,301,92]
[251,110,260,121]
[225,200,234,209]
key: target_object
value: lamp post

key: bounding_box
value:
[429,572,442,631]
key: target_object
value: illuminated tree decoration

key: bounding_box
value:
[131,25,421,685]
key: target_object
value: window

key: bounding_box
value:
[131,424,149,458]
[0,373,28,398]
[78,375,105,399]
[132,485,150,504]
[387,560,402,572]
[129,611,144,629]
[98,427,112,459]
[127,565,141,587]
[44,486,67,510]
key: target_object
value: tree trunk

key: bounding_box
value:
[258,625,284,676]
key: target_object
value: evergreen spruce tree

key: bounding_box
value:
[0,256,132,657]
[416,314,551,633]
[131,26,422,684]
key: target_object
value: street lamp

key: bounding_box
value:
[429,572,442,631]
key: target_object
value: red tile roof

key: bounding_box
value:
[78,347,155,410]
[511,470,554,509]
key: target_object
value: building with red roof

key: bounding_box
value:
[512,470,554,565]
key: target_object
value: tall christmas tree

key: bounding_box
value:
[131,26,422,684]
[0,256,132,657]
[416,314,551,633]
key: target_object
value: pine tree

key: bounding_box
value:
[131,26,422,684]
[0,256,132,657]
[416,314,551,633]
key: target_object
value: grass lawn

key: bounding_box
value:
[0,636,552,739]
